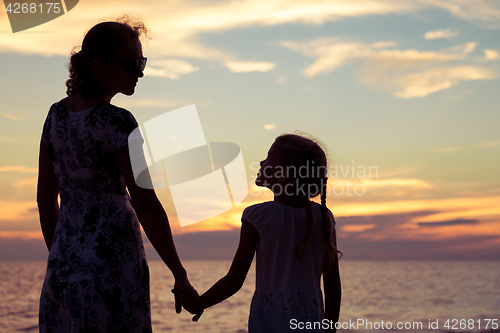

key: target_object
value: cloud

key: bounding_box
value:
[424,28,458,39]
[277,76,286,84]
[0,166,38,173]
[263,124,276,130]
[0,231,43,240]
[0,0,415,58]
[332,195,500,222]
[0,201,38,224]
[1,0,499,75]
[338,233,500,260]
[0,113,21,121]
[326,177,434,198]
[144,59,199,79]
[2,219,499,260]
[12,177,37,188]
[225,61,276,73]
[418,219,478,227]
[436,140,500,152]
[484,49,500,60]
[423,0,500,28]
[281,39,477,75]
[338,211,499,241]
[382,65,495,98]
[282,37,496,97]
[2,176,499,259]
[246,174,500,240]
[336,212,500,259]
[360,178,433,189]
[342,224,376,232]
[280,38,369,76]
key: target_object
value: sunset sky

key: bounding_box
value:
[0,0,499,260]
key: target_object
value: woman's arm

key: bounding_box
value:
[118,146,191,282]
[323,228,341,333]
[37,141,60,251]
[118,144,200,313]
[175,219,258,315]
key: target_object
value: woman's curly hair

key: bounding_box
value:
[66,16,149,98]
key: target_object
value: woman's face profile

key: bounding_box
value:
[101,38,144,98]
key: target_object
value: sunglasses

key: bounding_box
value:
[109,57,147,73]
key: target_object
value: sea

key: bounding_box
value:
[0,260,499,333]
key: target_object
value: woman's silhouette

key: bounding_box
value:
[37,17,197,332]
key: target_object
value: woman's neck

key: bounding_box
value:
[61,94,111,112]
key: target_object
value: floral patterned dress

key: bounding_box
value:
[39,101,152,333]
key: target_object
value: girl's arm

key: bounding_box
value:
[175,219,258,315]
[118,146,198,302]
[323,228,341,332]
[37,141,60,251]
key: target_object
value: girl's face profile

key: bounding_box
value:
[255,142,284,189]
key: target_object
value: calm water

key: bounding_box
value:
[0,260,499,332]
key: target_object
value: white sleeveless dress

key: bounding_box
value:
[242,201,335,333]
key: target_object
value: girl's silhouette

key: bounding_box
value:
[175,133,342,332]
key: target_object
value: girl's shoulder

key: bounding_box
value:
[242,201,282,233]
[243,201,332,215]
[242,201,334,220]
[242,201,285,224]
[242,201,276,218]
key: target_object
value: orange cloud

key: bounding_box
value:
[342,224,376,232]
[0,166,37,173]
[0,200,38,221]
[12,177,37,188]
[332,195,500,218]
[0,231,42,240]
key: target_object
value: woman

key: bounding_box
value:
[37,17,197,332]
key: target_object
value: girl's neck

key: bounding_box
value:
[273,194,307,208]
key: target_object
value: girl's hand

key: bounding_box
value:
[173,277,198,313]
[171,288,203,321]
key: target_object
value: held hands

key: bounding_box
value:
[172,281,203,322]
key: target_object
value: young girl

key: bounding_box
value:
[174,133,342,332]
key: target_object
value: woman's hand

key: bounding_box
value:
[173,276,203,321]
[171,287,203,322]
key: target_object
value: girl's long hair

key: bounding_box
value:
[274,133,342,271]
